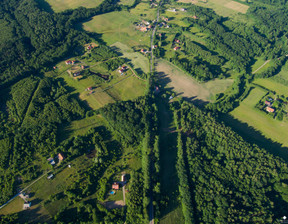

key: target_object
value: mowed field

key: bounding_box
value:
[194,0,249,17]
[45,0,104,12]
[82,10,151,47]
[111,42,150,73]
[156,59,233,102]
[230,87,288,147]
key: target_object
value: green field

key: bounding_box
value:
[253,79,288,96]
[119,0,135,6]
[111,42,150,73]
[82,11,151,47]
[45,0,104,12]
[230,87,288,147]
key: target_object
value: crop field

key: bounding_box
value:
[195,0,250,17]
[111,42,150,73]
[130,2,158,20]
[45,0,104,12]
[253,79,288,96]
[155,59,233,102]
[82,11,151,47]
[230,87,288,147]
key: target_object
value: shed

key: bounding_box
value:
[58,153,64,161]
[23,202,31,210]
[47,174,54,180]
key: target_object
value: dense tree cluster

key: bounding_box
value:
[172,101,288,223]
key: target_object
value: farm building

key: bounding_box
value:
[266,107,275,113]
[112,182,120,190]
[23,202,31,210]
[65,60,72,65]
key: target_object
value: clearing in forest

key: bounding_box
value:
[45,0,104,12]
[224,1,249,14]
[155,59,233,102]
[230,87,288,147]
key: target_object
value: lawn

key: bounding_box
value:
[155,59,233,102]
[230,87,288,147]
[111,42,150,74]
[253,78,288,96]
[119,0,135,6]
[82,11,151,47]
[45,0,104,12]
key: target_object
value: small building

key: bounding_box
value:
[175,39,180,43]
[53,66,57,70]
[140,26,147,32]
[180,8,187,12]
[87,87,93,91]
[47,157,55,165]
[72,60,76,65]
[265,100,272,106]
[121,174,126,182]
[23,202,31,210]
[19,193,29,201]
[174,46,181,51]
[266,107,275,113]
[112,182,120,190]
[65,60,72,65]
[141,49,146,53]
[58,153,64,161]
[47,174,54,180]
[81,65,85,69]
[73,72,81,77]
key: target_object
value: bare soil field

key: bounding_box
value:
[155,59,233,102]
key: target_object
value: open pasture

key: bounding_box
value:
[195,0,249,17]
[119,0,135,6]
[82,11,151,47]
[230,87,288,147]
[155,59,233,102]
[45,0,104,12]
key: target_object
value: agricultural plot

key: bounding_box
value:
[82,11,151,47]
[230,87,288,147]
[155,59,233,102]
[253,79,288,96]
[119,0,135,6]
[195,0,250,17]
[45,0,104,12]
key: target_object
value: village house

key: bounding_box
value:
[265,100,272,106]
[65,60,72,65]
[23,202,31,210]
[140,26,147,32]
[175,39,181,43]
[112,182,120,190]
[87,87,93,91]
[19,193,29,201]
[72,60,76,65]
[174,46,181,51]
[73,71,81,77]
[47,157,55,165]
[81,65,85,69]
[58,153,64,161]
[180,8,187,12]
[266,107,275,113]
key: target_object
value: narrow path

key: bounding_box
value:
[123,185,126,205]
[252,60,270,74]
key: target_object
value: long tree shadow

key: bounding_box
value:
[219,113,288,162]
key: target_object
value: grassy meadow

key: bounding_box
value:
[82,11,151,47]
[230,87,288,147]
[45,0,104,12]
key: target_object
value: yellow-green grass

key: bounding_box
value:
[130,2,158,20]
[251,57,273,74]
[111,42,150,73]
[0,197,24,215]
[119,0,135,6]
[160,207,185,224]
[230,87,288,147]
[45,0,104,12]
[107,75,146,101]
[82,89,115,110]
[163,11,191,27]
[196,0,249,17]
[253,79,288,96]
[82,11,151,47]
[156,59,233,102]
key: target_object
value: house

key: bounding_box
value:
[163,17,169,22]
[265,101,272,106]
[19,193,29,201]
[65,60,72,65]
[112,182,120,190]
[23,202,31,210]
[148,25,152,29]
[175,39,180,43]
[53,66,57,70]
[140,26,147,32]
[72,60,76,65]
[73,72,81,77]
[141,49,146,53]
[174,46,181,51]
[180,8,187,12]
[87,87,93,91]
[47,157,55,165]
[121,174,126,182]
[266,107,275,113]
[58,153,64,161]
[47,174,54,180]
[81,65,85,69]
[192,15,198,19]
[87,45,92,50]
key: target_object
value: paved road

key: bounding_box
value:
[149,2,163,224]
